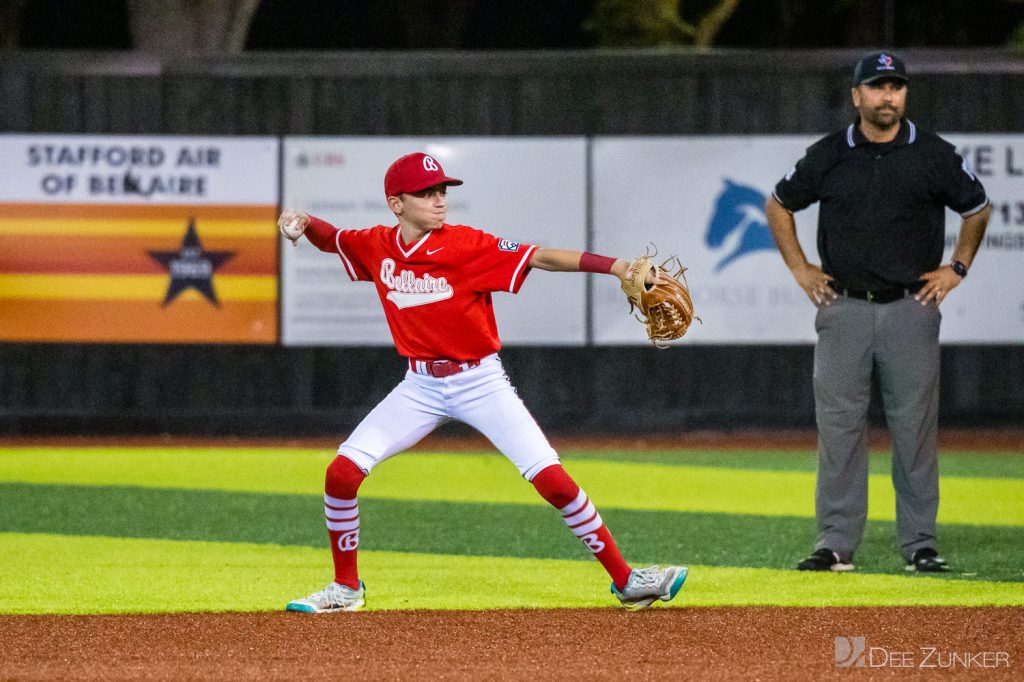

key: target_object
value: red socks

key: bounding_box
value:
[324,455,366,590]
[324,458,632,592]
[531,464,633,590]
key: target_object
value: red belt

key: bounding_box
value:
[409,358,482,378]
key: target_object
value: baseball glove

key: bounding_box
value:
[621,254,699,348]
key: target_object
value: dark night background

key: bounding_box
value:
[14,0,1024,50]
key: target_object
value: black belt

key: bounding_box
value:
[829,281,924,304]
[409,358,481,378]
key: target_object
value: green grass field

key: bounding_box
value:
[1,445,1021,614]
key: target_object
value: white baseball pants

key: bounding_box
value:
[338,353,561,480]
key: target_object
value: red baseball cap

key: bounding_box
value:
[384,152,463,197]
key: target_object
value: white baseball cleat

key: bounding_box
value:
[286,581,366,613]
[611,565,688,611]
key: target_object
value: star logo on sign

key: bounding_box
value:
[148,217,234,307]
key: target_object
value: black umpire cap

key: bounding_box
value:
[852,51,909,86]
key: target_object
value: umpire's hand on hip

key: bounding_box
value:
[792,262,838,306]
[915,265,962,306]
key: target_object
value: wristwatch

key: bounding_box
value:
[951,260,968,278]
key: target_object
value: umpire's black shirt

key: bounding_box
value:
[773,118,988,291]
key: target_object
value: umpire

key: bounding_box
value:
[765,52,991,573]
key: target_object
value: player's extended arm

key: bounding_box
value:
[531,247,697,345]
[530,248,635,280]
[764,195,836,305]
[278,209,338,252]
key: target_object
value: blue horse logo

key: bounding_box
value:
[705,179,776,272]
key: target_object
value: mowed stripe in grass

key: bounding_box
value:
[565,449,1024,479]
[1,448,1022,526]
[2,483,1021,582]
[1,533,1020,614]
[6,446,1021,480]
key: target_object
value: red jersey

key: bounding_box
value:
[305,216,536,361]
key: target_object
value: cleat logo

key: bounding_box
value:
[337,530,359,552]
[580,533,605,554]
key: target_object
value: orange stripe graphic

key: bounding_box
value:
[0,217,276,238]
[0,235,277,275]
[0,274,275,301]
[0,203,276,220]
[0,299,276,343]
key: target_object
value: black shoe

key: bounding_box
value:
[906,547,949,573]
[796,548,855,572]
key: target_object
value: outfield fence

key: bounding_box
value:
[1,49,1022,435]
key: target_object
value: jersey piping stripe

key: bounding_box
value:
[335,232,357,281]
[961,198,990,217]
[509,245,537,292]
[846,120,916,147]
[770,191,792,212]
[394,227,431,259]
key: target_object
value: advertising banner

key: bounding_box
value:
[592,135,1024,345]
[593,135,819,344]
[0,135,279,343]
[281,137,587,346]
[941,135,1024,343]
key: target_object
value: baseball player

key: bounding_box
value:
[280,152,688,612]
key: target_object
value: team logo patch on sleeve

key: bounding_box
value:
[498,239,520,252]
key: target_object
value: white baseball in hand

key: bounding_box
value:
[281,219,304,239]
[278,210,308,245]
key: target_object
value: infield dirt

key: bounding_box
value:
[1,606,1021,680]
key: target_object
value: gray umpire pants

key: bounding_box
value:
[812,294,942,562]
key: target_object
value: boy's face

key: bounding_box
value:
[389,184,449,230]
